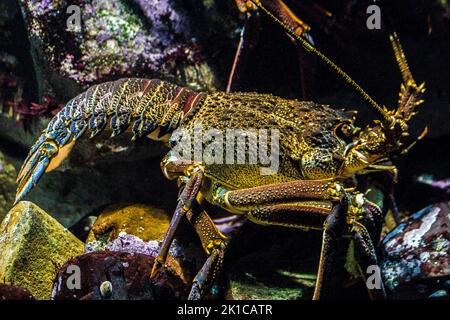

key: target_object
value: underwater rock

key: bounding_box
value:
[0,284,35,300]
[52,251,187,300]
[86,203,170,243]
[0,201,84,299]
[18,0,218,99]
[0,113,54,150]
[85,232,205,286]
[86,232,159,256]
[0,151,16,222]
[380,201,450,299]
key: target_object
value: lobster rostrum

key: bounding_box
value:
[15,0,426,299]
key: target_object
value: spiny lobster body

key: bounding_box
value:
[14,0,427,300]
[17,78,353,202]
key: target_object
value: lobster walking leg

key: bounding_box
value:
[313,202,349,300]
[253,0,311,37]
[231,0,315,97]
[185,209,227,300]
[212,179,386,299]
[237,201,347,299]
[352,221,387,300]
[227,3,260,93]
[219,179,343,213]
[150,166,204,279]
[246,202,332,230]
[234,199,350,299]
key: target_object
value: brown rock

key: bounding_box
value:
[52,251,187,300]
[0,284,35,300]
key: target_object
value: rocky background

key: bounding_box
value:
[0,0,449,300]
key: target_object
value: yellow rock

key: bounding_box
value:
[0,152,16,222]
[0,201,84,300]
[87,204,170,243]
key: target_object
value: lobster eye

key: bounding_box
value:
[334,122,356,143]
[334,122,354,142]
[341,124,350,135]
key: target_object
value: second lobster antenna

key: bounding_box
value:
[251,0,391,125]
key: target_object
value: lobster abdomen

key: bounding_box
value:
[15,78,206,203]
[48,78,205,141]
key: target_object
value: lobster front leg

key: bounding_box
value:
[225,197,349,299]
[351,220,387,300]
[227,2,260,93]
[219,179,344,212]
[150,164,205,279]
[313,201,349,300]
[212,180,385,300]
[156,156,229,298]
[185,209,227,300]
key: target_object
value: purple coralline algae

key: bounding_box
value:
[86,232,203,268]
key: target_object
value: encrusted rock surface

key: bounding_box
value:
[0,201,84,299]
[0,284,35,300]
[18,0,220,97]
[380,202,450,299]
[52,251,187,300]
[85,232,205,287]
[0,151,16,222]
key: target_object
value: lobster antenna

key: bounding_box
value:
[251,0,391,124]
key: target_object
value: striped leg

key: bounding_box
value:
[213,179,384,300]
[150,165,204,279]
[186,209,227,300]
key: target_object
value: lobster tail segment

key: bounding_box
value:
[15,125,75,204]
[15,78,207,204]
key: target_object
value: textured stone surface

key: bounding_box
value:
[18,0,219,97]
[52,251,187,300]
[85,232,205,287]
[0,284,35,300]
[0,201,84,299]
[86,203,170,243]
[380,202,450,299]
[0,151,16,222]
